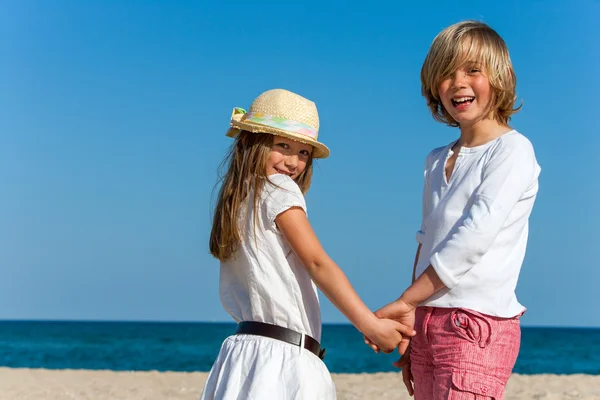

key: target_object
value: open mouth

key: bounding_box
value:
[451,96,475,108]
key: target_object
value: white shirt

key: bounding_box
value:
[219,174,322,341]
[416,130,541,317]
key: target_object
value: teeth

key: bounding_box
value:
[453,97,474,103]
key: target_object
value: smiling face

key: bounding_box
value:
[421,21,519,128]
[437,64,493,129]
[266,136,313,180]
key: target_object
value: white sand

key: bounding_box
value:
[1,368,599,399]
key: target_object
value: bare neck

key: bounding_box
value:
[457,118,512,148]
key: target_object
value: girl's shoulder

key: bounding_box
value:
[263,174,304,196]
[262,174,306,207]
[262,174,307,223]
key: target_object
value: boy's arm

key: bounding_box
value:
[377,142,539,328]
[400,265,445,308]
[370,243,423,354]
[412,244,421,283]
[375,265,445,348]
[426,142,538,290]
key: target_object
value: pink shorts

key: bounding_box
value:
[410,307,521,400]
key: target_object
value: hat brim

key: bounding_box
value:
[226,120,330,159]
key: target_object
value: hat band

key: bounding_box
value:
[243,112,318,139]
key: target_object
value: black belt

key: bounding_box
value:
[235,321,326,360]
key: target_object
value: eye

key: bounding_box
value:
[468,67,481,74]
[299,149,311,157]
[276,142,290,150]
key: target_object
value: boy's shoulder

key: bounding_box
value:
[495,130,536,156]
[428,144,449,158]
[424,143,452,167]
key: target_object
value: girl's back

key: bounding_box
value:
[220,173,322,341]
[203,89,414,400]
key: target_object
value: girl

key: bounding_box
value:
[202,89,415,400]
[372,21,541,399]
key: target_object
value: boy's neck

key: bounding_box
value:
[457,118,512,148]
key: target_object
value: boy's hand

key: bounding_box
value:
[394,355,414,396]
[374,298,416,355]
[392,341,412,368]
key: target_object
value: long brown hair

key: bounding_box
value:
[209,131,314,261]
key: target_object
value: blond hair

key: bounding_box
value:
[421,20,520,127]
[209,131,313,261]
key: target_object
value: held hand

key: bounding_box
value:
[374,298,416,356]
[363,318,416,354]
[363,334,379,353]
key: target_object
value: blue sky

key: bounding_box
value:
[1,1,598,327]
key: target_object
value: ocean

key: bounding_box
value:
[0,321,598,374]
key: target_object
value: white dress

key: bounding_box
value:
[201,174,336,400]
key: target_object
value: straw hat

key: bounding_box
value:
[226,89,330,158]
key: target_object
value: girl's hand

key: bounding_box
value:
[363,334,379,353]
[363,318,415,354]
[374,298,416,356]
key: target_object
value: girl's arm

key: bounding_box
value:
[276,207,415,353]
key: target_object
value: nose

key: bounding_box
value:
[450,70,468,89]
[285,154,298,170]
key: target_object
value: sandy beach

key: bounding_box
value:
[1,368,599,400]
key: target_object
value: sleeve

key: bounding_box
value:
[430,138,540,289]
[264,175,307,228]
[416,152,433,244]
